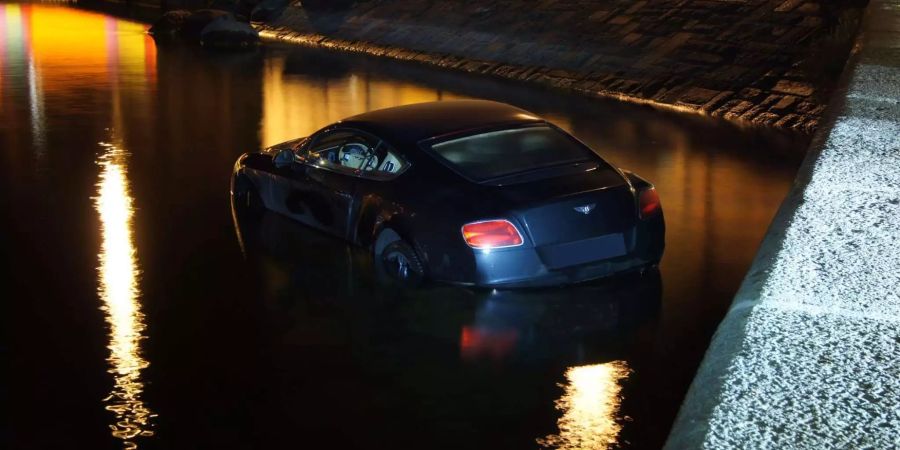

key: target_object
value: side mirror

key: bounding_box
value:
[273,148,295,169]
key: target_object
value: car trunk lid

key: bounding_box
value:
[490,168,637,268]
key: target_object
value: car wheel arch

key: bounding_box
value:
[357,197,415,252]
[372,217,426,255]
[354,195,384,247]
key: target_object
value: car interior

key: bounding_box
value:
[309,133,405,176]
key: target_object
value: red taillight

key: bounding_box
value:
[639,187,661,219]
[461,220,524,249]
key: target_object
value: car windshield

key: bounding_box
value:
[428,126,595,182]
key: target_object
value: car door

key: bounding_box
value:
[278,129,377,239]
[345,137,412,242]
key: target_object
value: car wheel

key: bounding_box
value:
[381,240,425,285]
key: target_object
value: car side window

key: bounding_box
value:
[338,134,380,172]
[305,129,408,179]
[365,147,408,178]
[305,130,356,167]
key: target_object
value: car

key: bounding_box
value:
[230,100,664,288]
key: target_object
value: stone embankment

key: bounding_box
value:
[665,0,900,447]
[257,0,866,133]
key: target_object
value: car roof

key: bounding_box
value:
[336,100,545,147]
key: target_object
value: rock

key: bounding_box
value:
[774,0,804,12]
[151,8,255,50]
[794,100,818,114]
[207,0,238,11]
[234,0,260,20]
[774,113,801,128]
[148,10,192,36]
[250,0,292,22]
[772,80,815,97]
[700,91,734,113]
[714,99,754,119]
[770,95,798,111]
[677,86,720,106]
[588,10,611,22]
[301,0,355,12]
[796,2,820,14]
[201,17,260,49]
[751,112,781,126]
[738,87,763,100]
[180,9,233,40]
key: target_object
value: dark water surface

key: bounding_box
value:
[0,4,805,449]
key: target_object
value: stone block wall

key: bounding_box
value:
[258,0,867,133]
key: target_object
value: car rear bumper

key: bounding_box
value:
[469,250,658,288]
[435,221,664,288]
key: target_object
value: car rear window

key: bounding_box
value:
[428,126,595,182]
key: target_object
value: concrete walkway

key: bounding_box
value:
[665,0,900,448]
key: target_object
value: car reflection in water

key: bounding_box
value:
[232,201,660,449]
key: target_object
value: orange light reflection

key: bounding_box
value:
[0,6,6,101]
[22,5,153,92]
[262,58,465,146]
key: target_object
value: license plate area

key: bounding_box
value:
[537,233,627,269]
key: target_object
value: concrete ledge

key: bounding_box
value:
[665,0,900,447]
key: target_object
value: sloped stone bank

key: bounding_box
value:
[257,0,866,134]
[665,0,900,446]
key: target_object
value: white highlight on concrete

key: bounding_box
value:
[666,1,900,448]
[756,117,900,319]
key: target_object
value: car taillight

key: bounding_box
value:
[639,187,661,219]
[461,220,524,249]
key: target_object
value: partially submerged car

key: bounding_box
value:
[231,100,664,287]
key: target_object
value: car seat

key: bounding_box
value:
[379,152,402,174]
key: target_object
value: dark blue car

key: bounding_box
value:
[231,100,664,287]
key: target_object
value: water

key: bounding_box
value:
[0,3,805,449]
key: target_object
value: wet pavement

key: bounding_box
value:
[0,4,805,450]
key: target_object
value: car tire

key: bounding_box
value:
[381,240,425,286]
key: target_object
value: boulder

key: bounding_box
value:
[234,0,261,21]
[200,17,260,49]
[148,10,192,36]
[207,0,238,11]
[250,0,292,22]
[180,9,233,40]
[301,0,354,11]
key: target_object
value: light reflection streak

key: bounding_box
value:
[4,4,47,159]
[27,56,45,157]
[538,361,630,450]
[0,7,6,102]
[94,141,154,449]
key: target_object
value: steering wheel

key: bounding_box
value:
[339,143,379,170]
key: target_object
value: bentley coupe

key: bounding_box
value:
[231,100,664,287]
